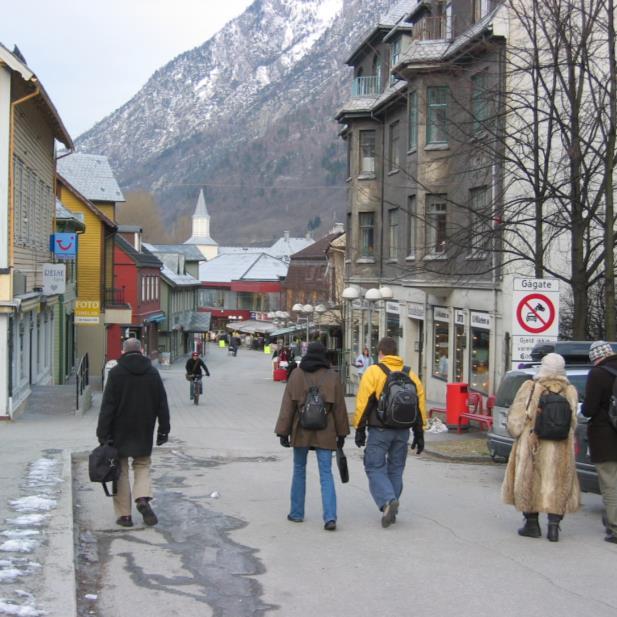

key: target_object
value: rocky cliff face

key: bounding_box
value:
[77,0,394,244]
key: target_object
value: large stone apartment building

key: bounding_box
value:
[337,0,551,403]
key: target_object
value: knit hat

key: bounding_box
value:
[536,352,566,379]
[589,341,614,363]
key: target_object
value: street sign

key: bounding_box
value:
[515,293,556,334]
[511,278,560,363]
[42,263,66,295]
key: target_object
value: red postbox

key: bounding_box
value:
[446,382,469,429]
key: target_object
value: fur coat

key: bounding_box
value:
[501,376,580,514]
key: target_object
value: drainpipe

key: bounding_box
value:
[9,87,41,273]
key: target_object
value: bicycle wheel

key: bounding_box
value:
[193,383,200,405]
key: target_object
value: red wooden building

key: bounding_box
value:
[106,234,164,360]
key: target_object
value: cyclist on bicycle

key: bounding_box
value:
[185,352,210,400]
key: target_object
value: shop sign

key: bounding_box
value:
[386,301,400,315]
[454,309,465,326]
[75,299,100,325]
[42,263,66,295]
[433,307,450,322]
[470,311,491,330]
[49,233,77,260]
[407,303,425,320]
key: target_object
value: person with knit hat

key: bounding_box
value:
[581,340,617,543]
[501,352,580,541]
[274,342,349,531]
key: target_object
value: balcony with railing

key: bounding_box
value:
[104,287,128,307]
[351,75,381,98]
[412,15,456,41]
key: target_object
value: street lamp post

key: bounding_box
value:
[291,303,326,347]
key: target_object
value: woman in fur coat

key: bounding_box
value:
[501,352,580,542]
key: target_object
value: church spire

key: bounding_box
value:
[184,188,218,259]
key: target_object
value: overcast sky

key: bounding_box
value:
[1,0,253,138]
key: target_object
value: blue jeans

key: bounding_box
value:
[363,427,410,510]
[290,447,337,523]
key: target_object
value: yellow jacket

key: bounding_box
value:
[353,355,426,429]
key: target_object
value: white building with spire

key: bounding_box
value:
[184,189,218,260]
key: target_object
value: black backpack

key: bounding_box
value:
[533,388,572,440]
[376,363,420,429]
[299,373,328,430]
[88,442,121,497]
[599,366,617,431]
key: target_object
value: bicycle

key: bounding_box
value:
[191,374,203,405]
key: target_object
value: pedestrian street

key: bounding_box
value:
[1,343,616,617]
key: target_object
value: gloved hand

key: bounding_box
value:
[278,435,291,448]
[411,427,424,454]
[336,436,345,449]
[355,426,366,448]
[156,433,168,446]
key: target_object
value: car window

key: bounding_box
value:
[495,374,532,408]
[567,373,588,402]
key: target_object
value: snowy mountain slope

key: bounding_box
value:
[77,0,395,243]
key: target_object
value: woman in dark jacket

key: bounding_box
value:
[275,342,349,530]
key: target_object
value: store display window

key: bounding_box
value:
[470,326,490,393]
[432,307,449,380]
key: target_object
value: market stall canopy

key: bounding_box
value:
[227,320,276,335]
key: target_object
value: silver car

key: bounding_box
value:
[487,366,599,494]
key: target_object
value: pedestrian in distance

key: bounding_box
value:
[185,351,210,400]
[501,352,580,542]
[354,346,373,378]
[96,337,170,528]
[581,341,617,544]
[275,341,349,531]
[354,336,426,528]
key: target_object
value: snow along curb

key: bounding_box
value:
[37,449,77,617]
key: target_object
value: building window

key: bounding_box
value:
[388,121,400,172]
[13,156,25,244]
[427,86,449,145]
[408,91,417,150]
[426,194,447,255]
[432,307,449,381]
[471,70,489,133]
[473,0,491,22]
[390,37,401,85]
[359,212,375,257]
[407,195,416,258]
[468,187,491,257]
[359,130,376,175]
[470,316,490,393]
[454,312,465,382]
[141,277,146,302]
[346,134,352,178]
[388,208,399,259]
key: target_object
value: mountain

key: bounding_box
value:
[77,0,395,244]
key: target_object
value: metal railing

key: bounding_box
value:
[104,287,126,306]
[412,16,455,41]
[76,353,89,411]
[352,75,381,97]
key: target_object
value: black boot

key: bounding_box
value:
[518,512,541,538]
[547,514,562,542]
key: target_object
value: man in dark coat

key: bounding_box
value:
[581,340,617,544]
[97,337,170,528]
[185,351,210,399]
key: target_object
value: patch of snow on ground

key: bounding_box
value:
[0,600,43,616]
[0,568,22,582]
[25,458,61,490]
[0,531,40,538]
[5,516,47,527]
[8,496,56,513]
[0,540,37,554]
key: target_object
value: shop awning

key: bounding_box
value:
[270,322,314,337]
[144,312,166,323]
[228,320,277,335]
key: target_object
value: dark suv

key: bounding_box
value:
[487,341,617,495]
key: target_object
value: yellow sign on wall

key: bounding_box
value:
[75,300,100,325]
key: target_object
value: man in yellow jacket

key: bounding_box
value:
[354,337,426,528]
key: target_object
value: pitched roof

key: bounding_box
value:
[199,252,287,283]
[268,235,314,259]
[55,198,85,232]
[380,0,419,27]
[57,153,125,203]
[0,43,72,148]
[160,266,201,287]
[143,243,205,261]
[290,233,342,259]
[115,234,163,268]
[56,174,117,230]
[336,80,407,120]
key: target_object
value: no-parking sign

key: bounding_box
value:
[511,278,560,363]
